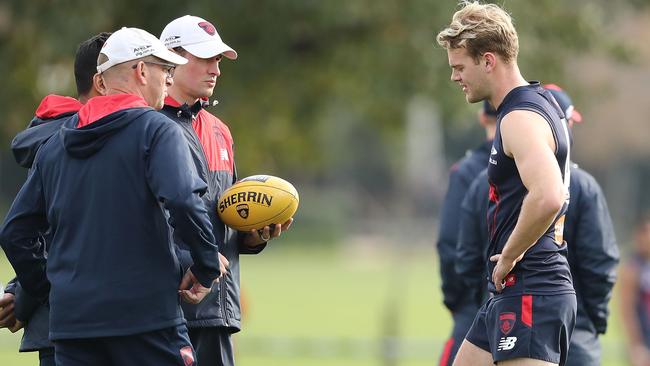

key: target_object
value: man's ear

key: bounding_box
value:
[93,73,107,96]
[483,52,497,72]
[132,61,148,85]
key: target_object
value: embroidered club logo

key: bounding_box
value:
[180,346,195,366]
[237,204,249,219]
[499,312,516,335]
[198,22,216,36]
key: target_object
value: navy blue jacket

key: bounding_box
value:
[436,140,491,311]
[160,97,265,332]
[12,95,82,168]
[5,94,83,351]
[564,165,619,334]
[457,164,618,333]
[456,168,489,307]
[0,94,221,340]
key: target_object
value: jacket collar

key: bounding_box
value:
[164,96,207,119]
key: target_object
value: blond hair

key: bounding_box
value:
[436,1,519,64]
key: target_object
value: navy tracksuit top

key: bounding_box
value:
[7,94,84,351]
[437,140,492,311]
[0,94,222,340]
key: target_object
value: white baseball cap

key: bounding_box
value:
[160,15,238,60]
[97,27,188,73]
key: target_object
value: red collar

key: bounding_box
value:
[164,95,183,108]
[77,94,149,128]
[35,94,83,119]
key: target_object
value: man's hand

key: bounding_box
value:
[218,253,230,278]
[243,218,293,247]
[178,269,212,304]
[0,293,16,329]
[8,320,23,333]
[490,253,523,292]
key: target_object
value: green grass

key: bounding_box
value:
[0,243,631,365]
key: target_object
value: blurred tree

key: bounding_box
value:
[0,0,642,210]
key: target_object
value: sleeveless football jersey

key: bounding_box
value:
[486,82,574,296]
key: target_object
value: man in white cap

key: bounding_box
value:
[1,27,225,366]
[159,16,292,366]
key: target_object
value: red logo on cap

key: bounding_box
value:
[198,22,216,36]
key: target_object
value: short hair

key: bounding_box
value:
[172,46,187,55]
[436,1,519,64]
[74,32,111,96]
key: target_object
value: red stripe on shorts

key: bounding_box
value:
[439,337,455,366]
[521,294,533,327]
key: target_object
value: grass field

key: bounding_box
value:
[0,239,631,365]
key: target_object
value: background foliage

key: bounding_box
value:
[0,1,649,364]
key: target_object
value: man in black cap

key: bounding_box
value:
[436,100,496,366]
[544,83,619,366]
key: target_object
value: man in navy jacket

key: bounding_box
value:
[0,32,110,366]
[159,15,292,366]
[0,27,221,366]
[436,100,496,366]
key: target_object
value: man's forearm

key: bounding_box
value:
[501,191,563,260]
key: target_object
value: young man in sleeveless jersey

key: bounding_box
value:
[437,2,576,365]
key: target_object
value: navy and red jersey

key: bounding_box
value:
[160,96,265,333]
[486,82,574,296]
[0,94,221,340]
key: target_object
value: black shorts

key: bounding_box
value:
[465,293,576,365]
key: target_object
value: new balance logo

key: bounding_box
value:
[497,336,517,351]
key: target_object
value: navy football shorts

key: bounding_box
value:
[465,293,576,365]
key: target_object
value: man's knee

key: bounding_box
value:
[453,339,493,366]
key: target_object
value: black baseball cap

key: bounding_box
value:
[483,100,498,117]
